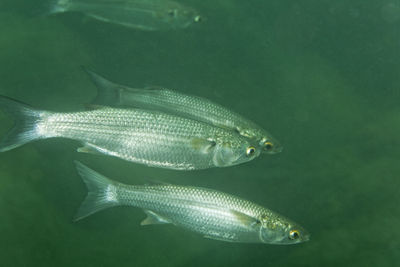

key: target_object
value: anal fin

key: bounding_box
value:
[77,143,107,155]
[204,235,236,242]
[140,210,170,226]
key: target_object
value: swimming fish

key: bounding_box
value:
[0,96,260,170]
[85,69,282,154]
[47,0,202,30]
[74,161,309,244]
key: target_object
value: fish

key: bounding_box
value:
[0,96,260,170]
[47,0,202,31]
[85,68,282,154]
[74,161,310,244]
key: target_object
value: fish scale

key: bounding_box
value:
[0,96,259,170]
[74,162,310,244]
[85,69,283,154]
[112,185,278,242]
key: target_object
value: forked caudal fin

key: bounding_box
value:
[0,96,44,152]
[74,161,120,222]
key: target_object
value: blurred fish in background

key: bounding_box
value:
[46,0,202,30]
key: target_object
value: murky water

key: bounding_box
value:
[0,0,399,266]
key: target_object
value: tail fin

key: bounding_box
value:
[74,161,120,222]
[0,96,43,152]
[82,67,123,106]
[46,0,69,15]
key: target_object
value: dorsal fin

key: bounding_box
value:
[82,67,123,106]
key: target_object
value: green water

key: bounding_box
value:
[0,0,399,266]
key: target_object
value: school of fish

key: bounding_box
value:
[0,0,309,245]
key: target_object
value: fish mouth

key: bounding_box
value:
[261,143,283,154]
[259,137,283,154]
[301,230,311,242]
[271,145,283,154]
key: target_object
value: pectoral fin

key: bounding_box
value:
[230,210,261,227]
[140,210,171,226]
[191,138,217,154]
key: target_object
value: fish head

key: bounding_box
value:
[212,137,261,167]
[258,135,283,155]
[258,214,310,245]
[159,3,203,29]
[236,126,282,155]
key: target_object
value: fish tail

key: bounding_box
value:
[74,161,120,222]
[0,96,44,152]
[45,0,69,15]
[83,67,123,106]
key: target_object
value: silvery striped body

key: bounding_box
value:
[0,96,259,170]
[116,184,274,242]
[75,162,310,244]
[86,69,282,154]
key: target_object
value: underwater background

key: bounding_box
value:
[0,0,399,266]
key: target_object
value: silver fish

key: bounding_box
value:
[48,0,202,30]
[74,161,310,244]
[85,69,282,154]
[0,96,260,170]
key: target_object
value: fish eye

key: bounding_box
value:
[289,230,300,240]
[246,146,256,156]
[263,141,274,151]
[194,15,202,23]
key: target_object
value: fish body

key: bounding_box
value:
[0,96,259,170]
[74,161,310,244]
[48,0,202,30]
[86,69,282,154]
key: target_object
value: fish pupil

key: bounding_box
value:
[246,147,255,156]
[289,230,300,240]
[264,142,273,151]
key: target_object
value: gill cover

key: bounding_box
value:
[212,144,238,167]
